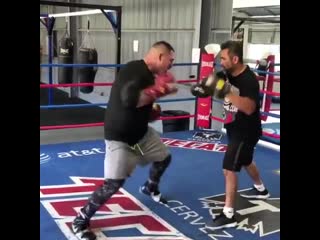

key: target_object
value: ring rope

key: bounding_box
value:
[40,60,280,138]
[210,116,280,139]
[39,79,198,88]
[41,63,279,76]
[40,82,279,97]
[40,114,279,140]
[40,98,197,109]
[256,76,280,82]
[40,115,195,131]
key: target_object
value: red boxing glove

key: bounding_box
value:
[144,79,175,99]
[157,71,178,94]
[143,71,178,101]
[155,71,176,84]
[149,103,161,122]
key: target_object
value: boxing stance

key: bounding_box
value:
[191,40,270,230]
[72,41,177,240]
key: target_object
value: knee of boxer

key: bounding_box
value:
[155,154,172,168]
[90,179,125,205]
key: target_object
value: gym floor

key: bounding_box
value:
[40,83,280,240]
[40,130,280,240]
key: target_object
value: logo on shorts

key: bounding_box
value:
[199,189,280,238]
[191,131,223,142]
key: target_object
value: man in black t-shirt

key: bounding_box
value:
[71,41,177,240]
[191,40,270,231]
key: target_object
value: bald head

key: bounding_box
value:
[144,41,175,74]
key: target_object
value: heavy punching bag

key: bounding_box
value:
[58,36,74,84]
[257,58,268,77]
[78,47,98,93]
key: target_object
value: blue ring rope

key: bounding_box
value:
[214,63,280,76]
[40,62,278,75]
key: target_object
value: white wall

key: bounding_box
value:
[246,43,280,93]
[247,43,280,68]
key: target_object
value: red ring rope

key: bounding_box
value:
[40,115,195,130]
[40,81,279,97]
[40,79,198,88]
[40,114,279,140]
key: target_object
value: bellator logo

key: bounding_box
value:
[40,176,188,240]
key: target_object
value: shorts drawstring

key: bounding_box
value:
[130,143,144,156]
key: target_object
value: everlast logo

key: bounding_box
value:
[60,48,69,54]
[201,61,214,68]
[197,114,210,121]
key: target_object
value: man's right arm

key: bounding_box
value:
[136,81,177,108]
[120,79,145,108]
[120,73,177,108]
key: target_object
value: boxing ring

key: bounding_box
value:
[40,52,280,240]
[40,3,280,239]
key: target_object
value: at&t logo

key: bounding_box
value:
[40,153,51,164]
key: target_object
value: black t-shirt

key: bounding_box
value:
[223,65,262,140]
[104,60,155,145]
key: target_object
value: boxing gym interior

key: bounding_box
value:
[40,1,280,240]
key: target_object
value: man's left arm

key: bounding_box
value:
[216,77,259,115]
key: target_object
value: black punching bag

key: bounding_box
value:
[78,48,98,93]
[257,59,268,77]
[58,37,74,84]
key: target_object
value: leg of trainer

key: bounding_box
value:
[240,155,270,199]
[205,138,244,231]
[244,161,262,185]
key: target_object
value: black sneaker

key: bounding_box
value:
[205,212,237,230]
[139,181,168,205]
[240,186,270,199]
[72,211,97,240]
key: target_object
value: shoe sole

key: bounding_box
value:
[139,186,167,205]
[240,193,270,199]
[205,222,237,230]
[72,225,97,240]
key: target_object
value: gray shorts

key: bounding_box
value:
[104,127,170,179]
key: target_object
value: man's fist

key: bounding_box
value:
[155,71,178,94]
[214,71,232,99]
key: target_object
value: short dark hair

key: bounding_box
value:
[152,41,175,52]
[220,40,243,63]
